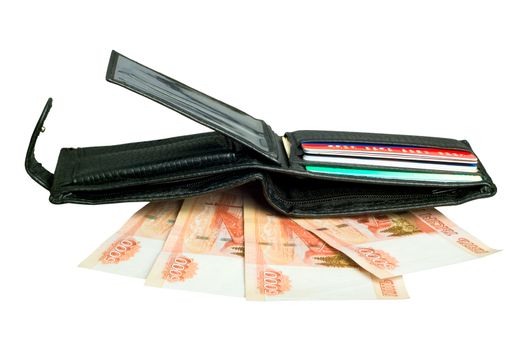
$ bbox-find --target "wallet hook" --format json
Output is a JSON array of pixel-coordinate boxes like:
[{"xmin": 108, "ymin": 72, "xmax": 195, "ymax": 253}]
[{"xmin": 25, "ymin": 98, "xmax": 54, "ymax": 190}]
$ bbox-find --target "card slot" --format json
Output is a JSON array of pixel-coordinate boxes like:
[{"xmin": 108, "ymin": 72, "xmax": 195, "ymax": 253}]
[
  {"xmin": 298, "ymin": 167, "xmax": 485, "ymax": 187},
  {"xmin": 284, "ymin": 130, "xmax": 475, "ymax": 168},
  {"xmin": 304, "ymin": 166, "xmax": 483, "ymax": 185},
  {"xmin": 286, "ymin": 130, "xmax": 473, "ymax": 152},
  {"xmin": 282, "ymin": 129, "xmax": 490, "ymax": 185},
  {"xmin": 294, "ymin": 157, "xmax": 480, "ymax": 176},
  {"xmin": 295, "ymin": 159, "xmax": 487, "ymax": 186}
]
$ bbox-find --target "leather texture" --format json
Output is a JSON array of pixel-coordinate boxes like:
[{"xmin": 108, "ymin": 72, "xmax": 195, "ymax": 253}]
[{"xmin": 25, "ymin": 52, "xmax": 497, "ymax": 217}]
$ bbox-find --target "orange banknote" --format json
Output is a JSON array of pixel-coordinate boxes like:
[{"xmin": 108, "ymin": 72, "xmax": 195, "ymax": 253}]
[
  {"xmin": 79, "ymin": 201, "xmax": 181, "ymax": 278},
  {"xmin": 293, "ymin": 208, "xmax": 498, "ymax": 279},
  {"xmin": 244, "ymin": 197, "xmax": 408, "ymax": 300},
  {"xmin": 145, "ymin": 191, "xmax": 245, "ymax": 296}
]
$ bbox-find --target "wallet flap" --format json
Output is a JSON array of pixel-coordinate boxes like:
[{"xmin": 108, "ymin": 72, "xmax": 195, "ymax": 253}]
[{"xmin": 106, "ymin": 51, "xmax": 282, "ymax": 165}]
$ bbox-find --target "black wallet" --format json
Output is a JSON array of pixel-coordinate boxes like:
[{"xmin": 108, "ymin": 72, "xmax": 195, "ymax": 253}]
[{"xmin": 25, "ymin": 51, "xmax": 497, "ymax": 217}]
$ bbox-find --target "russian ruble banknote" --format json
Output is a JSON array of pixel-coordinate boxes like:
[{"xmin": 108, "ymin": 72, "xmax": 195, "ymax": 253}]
[
  {"xmin": 244, "ymin": 197, "xmax": 408, "ymax": 300},
  {"xmin": 79, "ymin": 201, "xmax": 181, "ymax": 278},
  {"xmin": 292, "ymin": 208, "xmax": 498, "ymax": 279},
  {"xmin": 145, "ymin": 191, "xmax": 245, "ymax": 296}
]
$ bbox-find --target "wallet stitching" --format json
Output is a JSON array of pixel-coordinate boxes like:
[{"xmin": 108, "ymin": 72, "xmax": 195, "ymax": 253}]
[{"xmin": 288, "ymin": 130, "xmax": 472, "ymax": 151}]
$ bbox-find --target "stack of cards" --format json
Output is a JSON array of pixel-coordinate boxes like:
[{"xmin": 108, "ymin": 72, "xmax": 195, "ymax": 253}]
[{"xmin": 301, "ymin": 142, "xmax": 482, "ymax": 182}]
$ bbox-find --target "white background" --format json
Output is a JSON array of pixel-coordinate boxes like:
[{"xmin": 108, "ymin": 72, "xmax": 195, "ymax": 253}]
[{"xmin": 1, "ymin": 1, "xmax": 523, "ymax": 349}]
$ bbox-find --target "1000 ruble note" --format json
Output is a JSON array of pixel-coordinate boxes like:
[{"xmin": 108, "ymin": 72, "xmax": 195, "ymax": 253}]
[
  {"xmin": 79, "ymin": 201, "xmax": 181, "ymax": 278},
  {"xmin": 293, "ymin": 208, "xmax": 498, "ymax": 279},
  {"xmin": 244, "ymin": 197, "xmax": 408, "ymax": 300},
  {"xmin": 145, "ymin": 191, "xmax": 245, "ymax": 297}
]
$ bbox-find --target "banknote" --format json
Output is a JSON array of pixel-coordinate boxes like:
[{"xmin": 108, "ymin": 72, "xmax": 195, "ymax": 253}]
[
  {"xmin": 244, "ymin": 197, "xmax": 408, "ymax": 300},
  {"xmin": 293, "ymin": 208, "xmax": 498, "ymax": 279},
  {"xmin": 79, "ymin": 201, "xmax": 181, "ymax": 278},
  {"xmin": 145, "ymin": 191, "xmax": 245, "ymax": 297}
]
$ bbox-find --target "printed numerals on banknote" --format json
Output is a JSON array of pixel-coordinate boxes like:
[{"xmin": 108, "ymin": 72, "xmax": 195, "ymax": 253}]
[
  {"xmin": 244, "ymin": 197, "xmax": 408, "ymax": 300},
  {"xmin": 145, "ymin": 191, "xmax": 245, "ymax": 297},
  {"xmin": 79, "ymin": 201, "xmax": 181, "ymax": 278},
  {"xmin": 293, "ymin": 209, "xmax": 498, "ymax": 279}
]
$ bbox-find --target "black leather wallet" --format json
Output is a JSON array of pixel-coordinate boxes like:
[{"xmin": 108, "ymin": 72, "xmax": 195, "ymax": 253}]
[{"xmin": 25, "ymin": 51, "xmax": 497, "ymax": 217}]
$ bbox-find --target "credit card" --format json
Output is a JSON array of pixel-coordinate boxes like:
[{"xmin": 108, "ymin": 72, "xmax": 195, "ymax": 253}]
[
  {"xmin": 303, "ymin": 155, "xmax": 479, "ymax": 173},
  {"xmin": 305, "ymin": 165, "xmax": 483, "ymax": 183},
  {"xmin": 302, "ymin": 142, "xmax": 478, "ymax": 164}
]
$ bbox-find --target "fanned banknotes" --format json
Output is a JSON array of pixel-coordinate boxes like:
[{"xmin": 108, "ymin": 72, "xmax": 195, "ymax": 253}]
[{"xmin": 80, "ymin": 189, "xmax": 497, "ymax": 300}]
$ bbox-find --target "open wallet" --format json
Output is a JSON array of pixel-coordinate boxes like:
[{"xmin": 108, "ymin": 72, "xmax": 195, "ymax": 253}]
[{"xmin": 25, "ymin": 51, "xmax": 497, "ymax": 217}]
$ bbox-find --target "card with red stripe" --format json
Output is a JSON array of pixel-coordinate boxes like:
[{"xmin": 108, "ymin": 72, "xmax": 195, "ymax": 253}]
[{"xmin": 301, "ymin": 142, "xmax": 478, "ymax": 164}]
